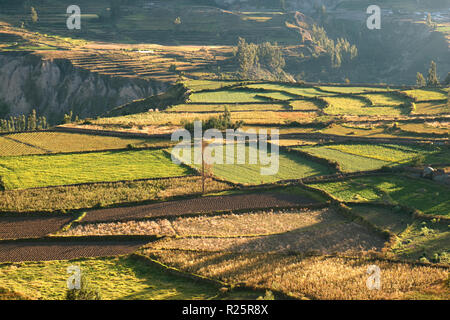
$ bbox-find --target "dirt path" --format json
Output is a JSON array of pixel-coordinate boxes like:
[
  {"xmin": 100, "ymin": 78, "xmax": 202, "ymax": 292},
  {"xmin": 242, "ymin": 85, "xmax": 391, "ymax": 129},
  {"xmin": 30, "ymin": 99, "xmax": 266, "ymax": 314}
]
[{"xmin": 82, "ymin": 193, "xmax": 318, "ymax": 223}]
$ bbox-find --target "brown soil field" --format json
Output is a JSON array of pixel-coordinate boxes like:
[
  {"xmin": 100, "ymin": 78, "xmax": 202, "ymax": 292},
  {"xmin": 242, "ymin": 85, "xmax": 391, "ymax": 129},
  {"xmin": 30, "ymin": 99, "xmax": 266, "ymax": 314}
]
[
  {"xmin": 0, "ymin": 216, "xmax": 74, "ymax": 240},
  {"xmin": 0, "ymin": 241, "xmax": 148, "ymax": 262},
  {"xmin": 81, "ymin": 193, "xmax": 318, "ymax": 223}
]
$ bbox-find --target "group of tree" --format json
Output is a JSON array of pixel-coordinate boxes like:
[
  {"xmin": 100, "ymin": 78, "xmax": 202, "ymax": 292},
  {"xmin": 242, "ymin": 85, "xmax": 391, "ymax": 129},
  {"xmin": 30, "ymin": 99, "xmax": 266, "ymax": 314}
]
[
  {"xmin": 416, "ymin": 60, "xmax": 448, "ymax": 87},
  {"xmin": 182, "ymin": 107, "xmax": 243, "ymax": 133},
  {"xmin": 0, "ymin": 109, "xmax": 48, "ymax": 133},
  {"xmin": 234, "ymin": 37, "xmax": 290, "ymax": 81},
  {"xmin": 309, "ymin": 24, "xmax": 358, "ymax": 68}
]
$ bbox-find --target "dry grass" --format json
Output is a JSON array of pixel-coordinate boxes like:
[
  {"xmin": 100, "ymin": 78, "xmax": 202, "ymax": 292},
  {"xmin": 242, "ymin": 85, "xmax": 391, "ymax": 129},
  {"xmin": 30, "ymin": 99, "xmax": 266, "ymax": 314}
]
[
  {"xmin": 145, "ymin": 250, "xmax": 449, "ymax": 300},
  {"xmin": 145, "ymin": 221, "xmax": 385, "ymax": 254},
  {"xmin": 0, "ymin": 177, "xmax": 231, "ymax": 213},
  {"xmin": 61, "ymin": 208, "xmax": 340, "ymax": 237}
]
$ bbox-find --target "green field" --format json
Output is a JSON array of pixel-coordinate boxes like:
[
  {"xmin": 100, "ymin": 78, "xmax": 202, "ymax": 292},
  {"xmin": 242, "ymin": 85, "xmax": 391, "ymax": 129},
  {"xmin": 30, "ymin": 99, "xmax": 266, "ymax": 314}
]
[
  {"xmin": 246, "ymin": 83, "xmax": 331, "ymax": 97},
  {"xmin": 350, "ymin": 204, "xmax": 449, "ymax": 263},
  {"xmin": 402, "ymin": 89, "xmax": 448, "ymax": 101},
  {"xmin": 167, "ymin": 103, "xmax": 289, "ymax": 112},
  {"xmin": 318, "ymin": 86, "xmax": 390, "ymax": 94},
  {"xmin": 0, "ymin": 149, "xmax": 192, "ymax": 190},
  {"xmin": 174, "ymin": 143, "xmax": 334, "ymax": 184},
  {"xmin": 296, "ymin": 143, "xmax": 448, "ymax": 172},
  {"xmin": 360, "ymin": 93, "xmax": 407, "ymax": 106},
  {"xmin": 0, "ymin": 256, "xmax": 222, "ymax": 300},
  {"xmin": 322, "ymin": 96, "xmax": 404, "ymax": 116},
  {"xmin": 310, "ymin": 175, "xmax": 450, "ymax": 216}
]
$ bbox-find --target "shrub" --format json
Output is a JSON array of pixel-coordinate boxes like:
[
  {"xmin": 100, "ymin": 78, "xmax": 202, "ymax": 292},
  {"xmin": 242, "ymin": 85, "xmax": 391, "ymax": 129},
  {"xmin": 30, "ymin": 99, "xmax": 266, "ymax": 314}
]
[{"xmin": 66, "ymin": 275, "xmax": 101, "ymax": 300}]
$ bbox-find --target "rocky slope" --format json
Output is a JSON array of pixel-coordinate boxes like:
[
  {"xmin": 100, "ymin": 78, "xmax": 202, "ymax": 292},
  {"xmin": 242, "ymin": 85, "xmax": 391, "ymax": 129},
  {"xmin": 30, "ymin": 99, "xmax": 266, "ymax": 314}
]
[{"xmin": 0, "ymin": 53, "xmax": 167, "ymax": 123}]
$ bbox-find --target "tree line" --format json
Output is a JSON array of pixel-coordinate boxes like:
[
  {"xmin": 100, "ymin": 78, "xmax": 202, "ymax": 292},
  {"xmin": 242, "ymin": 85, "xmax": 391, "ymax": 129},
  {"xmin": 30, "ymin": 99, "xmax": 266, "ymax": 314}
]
[{"xmin": 0, "ymin": 109, "xmax": 48, "ymax": 133}]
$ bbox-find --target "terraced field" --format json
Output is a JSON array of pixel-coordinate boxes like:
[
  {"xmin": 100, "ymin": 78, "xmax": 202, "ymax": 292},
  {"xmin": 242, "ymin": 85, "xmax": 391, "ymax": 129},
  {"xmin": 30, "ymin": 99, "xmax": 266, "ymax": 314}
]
[
  {"xmin": 174, "ymin": 143, "xmax": 334, "ymax": 184},
  {"xmin": 402, "ymin": 89, "xmax": 448, "ymax": 101},
  {"xmin": 296, "ymin": 143, "xmax": 449, "ymax": 172},
  {"xmin": 322, "ymin": 96, "xmax": 404, "ymax": 116},
  {"xmin": 0, "ymin": 149, "xmax": 192, "ymax": 190},
  {"xmin": 309, "ymin": 175, "xmax": 450, "ymax": 216},
  {"xmin": 0, "ymin": 132, "xmax": 169, "ymax": 155}
]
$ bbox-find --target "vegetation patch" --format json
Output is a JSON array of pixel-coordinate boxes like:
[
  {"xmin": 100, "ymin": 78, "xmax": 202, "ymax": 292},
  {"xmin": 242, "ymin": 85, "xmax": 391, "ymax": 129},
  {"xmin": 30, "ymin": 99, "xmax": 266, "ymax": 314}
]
[
  {"xmin": 0, "ymin": 177, "xmax": 231, "ymax": 213},
  {"xmin": 145, "ymin": 250, "xmax": 449, "ymax": 300},
  {"xmin": 62, "ymin": 208, "xmax": 338, "ymax": 237},
  {"xmin": 0, "ymin": 149, "xmax": 192, "ymax": 190},
  {"xmin": 0, "ymin": 256, "xmax": 221, "ymax": 300},
  {"xmin": 310, "ymin": 175, "xmax": 450, "ymax": 216},
  {"xmin": 174, "ymin": 143, "xmax": 334, "ymax": 184}
]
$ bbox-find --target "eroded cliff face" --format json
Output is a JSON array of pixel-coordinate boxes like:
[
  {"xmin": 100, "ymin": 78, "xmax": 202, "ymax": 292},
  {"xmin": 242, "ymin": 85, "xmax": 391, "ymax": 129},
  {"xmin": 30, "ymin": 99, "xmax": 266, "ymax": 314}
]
[{"xmin": 0, "ymin": 53, "xmax": 167, "ymax": 123}]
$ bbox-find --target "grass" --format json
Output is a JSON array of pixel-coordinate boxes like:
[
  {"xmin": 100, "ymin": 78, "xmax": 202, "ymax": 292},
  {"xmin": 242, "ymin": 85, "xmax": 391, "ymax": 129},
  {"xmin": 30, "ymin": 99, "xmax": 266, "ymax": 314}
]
[
  {"xmin": 188, "ymin": 90, "xmax": 270, "ymax": 103},
  {"xmin": 245, "ymin": 84, "xmax": 333, "ymax": 97},
  {"xmin": 145, "ymin": 250, "xmax": 450, "ymax": 300},
  {"xmin": 147, "ymin": 220, "xmax": 384, "ymax": 254},
  {"xmin": 297, "ymin": 143, "xmax": 448, "ymax": 172},
  {"xmin": 350, "ymin": 204, "xmax": 449, "ymax": 264},
  {"xmin": 322, "ymin": 96, "xmax": 404, "ymax": 116},
  {"xmin": 309, "ymin": 175, "xmax": 450, "ymax": 216},
  {"xmin": 0, "ymin": 177, "xmax": 231, "ymax": 213},
  {"xmin": 0, "ymin": 136, "xmax": 44, "ymax": 156},
  {"xmin": 167, "ymin": 103, "xmax": 289, "ymax": 112},
  {"xmin": 174, "ymin": 143, "xmax": 334, "ymax": 184},
  {"xmin": 183, "ymin": 80, "xmax": 243, "ymax": 92},
  {"xmin": 93, "ymin": 110, "xmax": 315, "ymax": 126},
  {"xmin": 402, "ymin": 89, "xmax": 448, "ymax": 101},
  {"xmin": 297, "ymin": 146, "xmax": 389, "ymax": 172},
  {"xmin": 412, "ymin": 102, "xmax": 449, "ymax": 115},
  {"xmin": 0, "ymin": 256, "xmax": 222, "ymax": 300},
  {"xmin": 1, "ymin": 132, "xmax": 170, "ymax": 155},
  {"xmin": 391, "ymin": 220, "xmax": 450, "ymax": 264},
  {"xmin": 318, "ymin": 86, "xmax": 390, "ymax": 94},
  {"xmin": 0, "ymin": 149, "xmax": 192, "ymax": 190},
  {"xmin": 61, "ymin": 208, "xmax": 340, "ymax": 237},
  {"xmin": 360, "ymin": 93, "xmax": 407, "ymax": 106}
]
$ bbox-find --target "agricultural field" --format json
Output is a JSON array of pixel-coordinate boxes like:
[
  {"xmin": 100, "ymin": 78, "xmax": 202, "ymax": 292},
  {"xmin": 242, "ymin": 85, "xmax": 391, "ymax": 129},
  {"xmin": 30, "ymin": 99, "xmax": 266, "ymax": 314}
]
[
  {"xmin": 0, "ymin": 149, "xmax": 192, "ymax": 190},
  {"xmin": 0, "ymin": 0, "xmax": 449, "ymax": 302},
  {"xmin": 0, "ymin": 132, "xmax": 171, "ymax": 155},
  {"xmin": 309, "ymin": 175, "xmax": 450, "ymax": 217},
  {"xmin": 0, "ymin": 256, "xmax": 225, "ymax": 300},
  {"xmin": 296, "ymin": 143, "xmax": 450, "ymax": 172},
  {"xmin": 145, "ymin": 250, "xmax": 449, "ymax": 300},
  {"xmin": 322, "ymin": 96, "xmax": 405, "ymax": 116},
  {"xmin": 174, "ymin": 143, "xmax": 334, "ymax": 184},
  {"xmin": 402, "ymin": 89, "xmax": 448, "ymax": 101}
]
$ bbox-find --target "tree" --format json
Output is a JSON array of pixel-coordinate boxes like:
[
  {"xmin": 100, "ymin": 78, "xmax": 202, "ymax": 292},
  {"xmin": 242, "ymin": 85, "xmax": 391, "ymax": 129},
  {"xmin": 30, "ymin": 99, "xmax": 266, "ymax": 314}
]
[
  {"xmin": 426, "ymin": 60, "xmax": 440, "ymax": 87},
  {"xmin": 416, "ymin": 72, "xmax": 426, "ymax": 87},
  {"xmin": 30, "ymin": 6, "xmax": 38, "ymax": 23}
]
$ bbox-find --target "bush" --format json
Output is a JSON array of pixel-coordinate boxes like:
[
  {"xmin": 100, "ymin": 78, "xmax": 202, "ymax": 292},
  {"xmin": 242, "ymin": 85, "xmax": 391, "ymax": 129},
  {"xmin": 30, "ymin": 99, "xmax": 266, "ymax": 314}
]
[
  {"xmin": 410, "ymin": 154, "xmax": 425, "ymax": 167},
  {"xmin": 182, "ymin": 107, "xmax": 244, "ymax": 132},
  {"xmin": 66, "ymin": 275, "xmax": 101, "ymax": 300}
]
